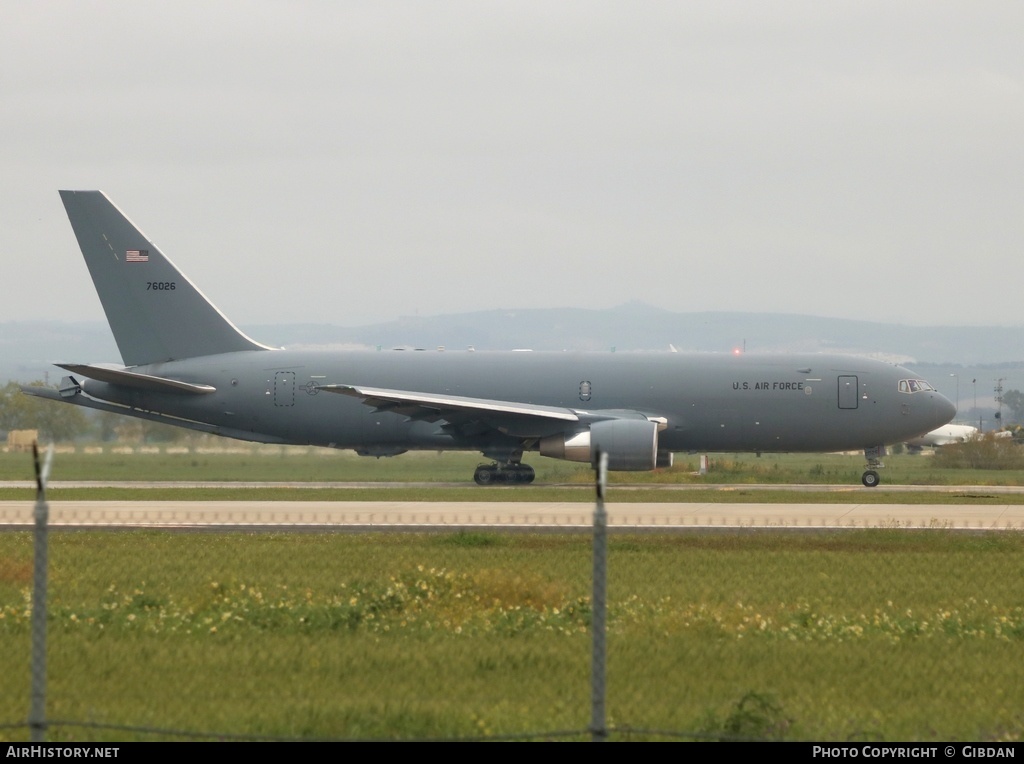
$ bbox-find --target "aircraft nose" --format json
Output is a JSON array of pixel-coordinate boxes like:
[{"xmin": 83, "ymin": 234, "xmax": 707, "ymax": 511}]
[{"xmin": 928, "ymin": 392, "xmax": 957, "ymax": 429}]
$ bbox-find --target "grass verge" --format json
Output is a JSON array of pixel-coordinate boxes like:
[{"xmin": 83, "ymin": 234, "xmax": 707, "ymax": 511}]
[{"xmin": 2, "ymin": 530, "xmax": 1023, "ymax": 741}]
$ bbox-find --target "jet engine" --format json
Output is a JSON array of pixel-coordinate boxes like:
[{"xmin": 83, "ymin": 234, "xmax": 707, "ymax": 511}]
[{"xmin": 539, "ymin": 418, "xmax": 661, "ymax": 470}]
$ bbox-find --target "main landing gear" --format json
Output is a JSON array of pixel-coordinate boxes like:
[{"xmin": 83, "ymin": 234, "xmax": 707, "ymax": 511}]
[
  {"xmin": 473, "ymin": 462, "xmax": 536, "ymax": 485},
  {"xmin": 861, "ymin": 446, "xmax": 885, "ymax": 488}
]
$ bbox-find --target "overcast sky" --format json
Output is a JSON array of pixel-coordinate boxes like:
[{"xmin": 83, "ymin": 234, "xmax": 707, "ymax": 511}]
[{"xmin": 3, "ymin": 2, "xmax": 1022, "ymax": 329}]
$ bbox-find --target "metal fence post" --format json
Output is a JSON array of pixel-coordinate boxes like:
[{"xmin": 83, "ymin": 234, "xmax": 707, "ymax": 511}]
[
  {"xmin": 591, "ymin": 450, "xmax": 608, "ymax": 741},
  {"xmin": 29, "ymin": 443, "xmax": 53, "ymax": 743}
]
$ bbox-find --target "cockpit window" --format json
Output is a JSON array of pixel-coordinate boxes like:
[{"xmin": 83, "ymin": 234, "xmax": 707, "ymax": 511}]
[{"xmin": 898, "ymin": 379, "xmax": 935, "ymax": 394}]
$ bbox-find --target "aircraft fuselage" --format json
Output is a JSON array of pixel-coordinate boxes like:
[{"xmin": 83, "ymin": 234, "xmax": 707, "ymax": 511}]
[{"xmin": 78, "ymin": 348, "xmax": 952, "ymax": 457}]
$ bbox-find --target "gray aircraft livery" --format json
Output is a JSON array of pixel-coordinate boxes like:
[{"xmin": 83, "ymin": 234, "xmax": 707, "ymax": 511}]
[{"xmin": 24, "ymin": 190, "xmax": 956, "ymax": 487}]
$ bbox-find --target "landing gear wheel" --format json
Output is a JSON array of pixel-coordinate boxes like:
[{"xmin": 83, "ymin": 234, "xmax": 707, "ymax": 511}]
[
  {"xmin": 513, "ymin": 464, "xmax": 536, "ymax": 484},
  {"xmin": 473, "ymin": 462, "xmax": 535, "ymax": 485},
  {"xmin": 474, "ymin": 465, "xmax": 497, "ymax": 485},
  {"xmin": 861, "ymin": 470, "xmax": 880, "ymax": 488}
]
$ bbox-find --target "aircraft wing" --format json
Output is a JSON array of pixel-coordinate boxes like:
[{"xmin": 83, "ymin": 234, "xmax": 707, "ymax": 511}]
[
  {"xmin": 317, "ymin": 384, "xmax": 593, "ymax": 437},
  {"xmin": 318, "ymin": 383, "xmax": 668, "ymax": 440}
]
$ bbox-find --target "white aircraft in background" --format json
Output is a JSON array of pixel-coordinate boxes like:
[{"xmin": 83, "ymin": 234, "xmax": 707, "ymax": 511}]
[
  {"xmin": 905, "ymin": 423, "xmax": 1012, "ymax": 448},
  {"xmin": 906, "ymin": 424, "xmax": 978, "ymax": 447}
]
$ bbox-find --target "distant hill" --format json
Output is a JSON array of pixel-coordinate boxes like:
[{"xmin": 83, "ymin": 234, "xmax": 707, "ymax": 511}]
[
  {"xmin": 4, "ymin": 305, "xmax": 1024, "ymax": 382},
  {"xmin": 1, "ymin": 321, "xmax": 121, "ymax": 384},
  {"xmin": 249, "ymin": 303, "xmax": 1023, "ymax": 366}
]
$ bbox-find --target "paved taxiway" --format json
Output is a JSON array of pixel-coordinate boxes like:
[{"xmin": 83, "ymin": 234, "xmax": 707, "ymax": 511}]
[
  {"xmin": 2, "ymin": 498, "xmax": 1023, "ymax": 530},
  {"xmin": 3, "ymin": 481, "xmax": 1023, "ymax": 530}
]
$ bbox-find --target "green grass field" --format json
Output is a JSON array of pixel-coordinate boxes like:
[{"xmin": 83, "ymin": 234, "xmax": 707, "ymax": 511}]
[{"xmin": 3, "ymin": 530, "xmax": 1024, "ymax": 742}]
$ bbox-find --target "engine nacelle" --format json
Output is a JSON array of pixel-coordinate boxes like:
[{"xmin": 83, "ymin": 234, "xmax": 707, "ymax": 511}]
[{"xmin": 539, "ymin": 418, "xmax": 660, "ymax": 471}]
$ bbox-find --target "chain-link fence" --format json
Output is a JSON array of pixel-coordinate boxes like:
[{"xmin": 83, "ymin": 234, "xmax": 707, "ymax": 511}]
[{"xmin": 3, "ymin": 448, "xmax": 1024, "ymax": 742}]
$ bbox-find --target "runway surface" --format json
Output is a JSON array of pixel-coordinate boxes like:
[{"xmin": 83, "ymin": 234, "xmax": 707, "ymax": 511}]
[
  {"xmin": 5, "ymin": 480, "xmax": 1024, "ymax": 493},
  {"xmin": 2, "ymin": 498, "xmax": 1023, "ymax": 530}
]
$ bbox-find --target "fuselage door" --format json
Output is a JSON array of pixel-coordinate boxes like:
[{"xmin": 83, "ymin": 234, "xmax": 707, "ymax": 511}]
[
  {"xmin": 838, "ymin": 375, "xmax": 859, "ymax": 410},
  {"xmin": 274, "ymin": 371, "xmax": 296, "ymax": 407}
]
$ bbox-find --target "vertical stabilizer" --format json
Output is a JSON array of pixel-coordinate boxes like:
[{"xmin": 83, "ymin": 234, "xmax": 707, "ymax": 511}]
[{"xmin": 59, "ymin": 190, "xmax": 272, "ymax": 366}]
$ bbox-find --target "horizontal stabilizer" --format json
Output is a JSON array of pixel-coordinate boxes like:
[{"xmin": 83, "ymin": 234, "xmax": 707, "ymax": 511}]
[
  {"xmin": 56, "ymin": 363, "xmax": 216, "ymax": 395},
  {"xmin": 21, "ymin": 383, "xmax": 282, "ymax": 443}
]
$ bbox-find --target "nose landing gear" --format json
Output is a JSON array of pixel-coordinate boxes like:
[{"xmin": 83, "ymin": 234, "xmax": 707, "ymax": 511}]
[{"xmin": 861, "ymin": 446, "xmax": 885, "ymax": 488}]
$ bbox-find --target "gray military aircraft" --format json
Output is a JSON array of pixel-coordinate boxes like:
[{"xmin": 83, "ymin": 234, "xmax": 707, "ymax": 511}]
[{"xmin": 23, "ymin": 190, "xmax": 956, "ymax": 487}]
